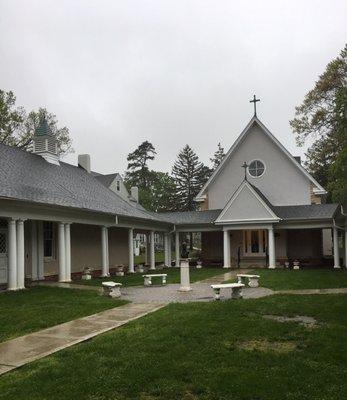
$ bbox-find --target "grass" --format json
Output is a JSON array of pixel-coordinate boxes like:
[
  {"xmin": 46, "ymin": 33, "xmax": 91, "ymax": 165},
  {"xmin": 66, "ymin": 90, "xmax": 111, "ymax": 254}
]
[
  {"xmin": 226, "ymin": 268, "xmax": 347, "ymax": 290},
  {"xmin": 0, "ymin": 287, "xmax": 127, "ymax": 343},
  {"xmin": 74, "ymin": 266, "xmax": 223, "ymax": 287},
  {"xmin": 0, "ymin": 294, "xmax": 346, "ymax": 399}
]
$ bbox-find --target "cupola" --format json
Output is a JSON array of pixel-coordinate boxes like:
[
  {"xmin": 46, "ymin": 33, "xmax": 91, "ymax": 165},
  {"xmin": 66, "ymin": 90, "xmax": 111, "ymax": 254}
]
[{"xmin": 32, "ymin": 117, "xmax": 60, "ymax": 165}]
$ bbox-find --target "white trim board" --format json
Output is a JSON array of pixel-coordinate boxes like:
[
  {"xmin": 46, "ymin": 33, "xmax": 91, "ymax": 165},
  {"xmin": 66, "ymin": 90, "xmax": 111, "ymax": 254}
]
[
  {"xmin": 195, "ymin": 116, "xmax": 326, "ymax": 200},
  {"xmin": 215, "ymin": 180, "xmax": 280, "ymax": 224}
]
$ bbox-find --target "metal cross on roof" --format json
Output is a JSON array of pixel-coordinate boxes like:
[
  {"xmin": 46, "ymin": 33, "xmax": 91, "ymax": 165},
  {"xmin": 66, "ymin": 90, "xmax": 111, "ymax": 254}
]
[
  {"xmin": 250, "ymin": 95, "xmax": 260, "ymax": 117},
  {"xmin": 241, "ymin": 161, "xmax": 249, "ymax": 181}
]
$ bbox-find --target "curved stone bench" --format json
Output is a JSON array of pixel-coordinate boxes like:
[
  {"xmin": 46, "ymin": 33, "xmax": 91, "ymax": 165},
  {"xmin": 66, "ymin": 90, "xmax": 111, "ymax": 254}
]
[
  {"xmin": 142, "ymin": 274, "xmax": 167, "ymax": 286},
  {"xmin": 211, "ymin": 283, "xmax": 245, "ymax": 300},
  {"xmin": 237, "ymin": 274, "xmax": 260, "ymax": 288}
]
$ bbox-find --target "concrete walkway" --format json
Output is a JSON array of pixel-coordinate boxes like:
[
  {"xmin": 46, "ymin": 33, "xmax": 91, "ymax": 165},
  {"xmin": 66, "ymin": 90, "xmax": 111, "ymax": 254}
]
[{"xmin": 0, "ymin": 302, "xmax": 164, "ymax": 376}]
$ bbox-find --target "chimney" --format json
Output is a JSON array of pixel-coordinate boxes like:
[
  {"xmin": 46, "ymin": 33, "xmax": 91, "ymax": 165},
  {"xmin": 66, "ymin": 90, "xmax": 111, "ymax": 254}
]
[
  {"xmin": 131, "ymin": 186, "xmax": 139, "ymax": 202},
  {"xmin": 294, "ymin": 156, "xmax": 301, "ymax": 164},
  {"xmin": 78, "ymin": 154, "xmax": 91, "ymax": 173}
]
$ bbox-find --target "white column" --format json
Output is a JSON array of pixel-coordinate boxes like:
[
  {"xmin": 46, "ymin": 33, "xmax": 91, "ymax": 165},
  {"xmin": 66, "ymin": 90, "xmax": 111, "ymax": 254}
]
[
  {"xmin": 150, "ymin": 230, "xmax": 155, "ymax": 270},
  {"xmin": 16, "ymin": 220, "xmax": 25, "ymax": 289},
  {"xmin": 178, "ymin": 258, "xmax": 191, "ymax": 291},
  {"xmin": 223, "ymin": 229, "xmax": 231, "ymax": 268},
  {"xmin": 65, "ymin": 223, "xmax": 71, "ymax": 282},
  {"xmin": 8, "ymin": 219, "xmax": 18, "ymax": 290},
  {"xmin": 164, "ymin": 233, "xmax": 169, "ymax": 267},
  {"xmin": 268, "ymin": 226, "xmax": 276, "ymax": 269},
  {"xmin": 101, "ymin": 226, "xmax": 109, "ymax": 277},
  {"xmin": 31, "ymin": 221, "xmax": 38, "ymax": 281},
  {"xmin": 58, "ymin": 222, "xmax": 66, "ymax": 282},
  {"xmin": 333, "ymin": 227, "xmax": 340, "ymax": 269},
  {"xmin": 167, "ymin": 234, "xmax": 172, "ymax": 267},
  {"xmin": 37, "ymin": 221, "xmax": 44, "ymax": 280},
  {"xmin": 175, "ymin": 231, "xmax": 180, "ymax": 267},
  {"xmin": 128, "ymin": 228, "xmax": 135, "ymax": 273}
]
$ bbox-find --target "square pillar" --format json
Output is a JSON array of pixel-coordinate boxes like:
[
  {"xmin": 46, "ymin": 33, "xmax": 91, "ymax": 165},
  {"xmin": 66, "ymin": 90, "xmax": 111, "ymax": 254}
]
[
  {"xmin": 167, "ymin": 234, "xmax": 172, "ymax": 267},
  {"xmin": 7, "ymin": 219, "xmax": 18, "ymax": 290},
  {"xmin": 31, "ymin": 221, "xmax": 38, "ymax": 281},
  {"xmin": 64, "ymin": 223, "xmax": 71, "ymax": 282},
  {"xmin": 16, "ymin": 219, "xmax": 25, "ymax": 289},
  {"xmin": 37, "ymin": 221, "xmax": 44, "ymax": 280},
  {"xmin": 150, "ymin": 230, "xmax": 155, "ymax": 270},
  {"xmin": 333, "ymin": 227, "xmax": 340, "ymax": 269},
  {"xmin": 164, "ymin": 233, "xmax": 170, "ymax": 267},
  {"xmin": 268, "ymin": 226, "xmax": 276, "ymax": 269},
  {"xmin": 223, "ymin": 229, "xmax": 231, "ymax": 268},
  {"xmin": 58, "ymin": 222, "xmax": 66, "ymax": 282},
  {"xmin": 128, "ymin": 228, "xmax": 135, "ymax": 273},
  {"xmin": 175, "ymin": 231, "xmax": 180, "ymax": 267}
]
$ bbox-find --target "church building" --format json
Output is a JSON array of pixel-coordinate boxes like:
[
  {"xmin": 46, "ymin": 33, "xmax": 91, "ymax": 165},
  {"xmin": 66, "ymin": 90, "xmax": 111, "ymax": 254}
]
[{"xmin": 0, "ymin": 107, "xmax": 346, "ymax": 290}]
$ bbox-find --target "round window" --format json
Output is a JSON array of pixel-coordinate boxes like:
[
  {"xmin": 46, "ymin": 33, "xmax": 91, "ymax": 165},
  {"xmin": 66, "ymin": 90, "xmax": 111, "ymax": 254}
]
[{"xmin": 248, "ymin": 160, "xmax": 265, "ymax": 178}]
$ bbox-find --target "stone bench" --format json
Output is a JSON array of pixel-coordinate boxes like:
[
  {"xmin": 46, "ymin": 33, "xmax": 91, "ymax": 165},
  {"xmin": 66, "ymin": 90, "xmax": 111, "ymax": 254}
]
[
  {"xmin": 211, "ymin": 283, "xmax": 245, "ymax": 300},
  {"xmin": 142, "ymin": 274, "xmax": 167, "ymax": 286},
  {"xmin": 237, "ymin": 274, "xmax": 260, "ymax": 287},
  {"xmin": 102, "ymin": 282, "xmax": 122, "ymax": 298}
]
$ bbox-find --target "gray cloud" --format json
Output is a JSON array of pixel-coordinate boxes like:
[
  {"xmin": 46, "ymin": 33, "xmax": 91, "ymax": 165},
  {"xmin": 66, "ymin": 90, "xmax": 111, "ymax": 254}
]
[{"xmin": 0, "ymin": 0, "xmax": 346, "ymax": 174}]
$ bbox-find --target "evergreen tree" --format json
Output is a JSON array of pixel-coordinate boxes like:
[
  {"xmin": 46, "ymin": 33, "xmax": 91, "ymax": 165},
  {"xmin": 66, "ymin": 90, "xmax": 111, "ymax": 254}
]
[
  {"xmin": 172, "ymin": 145, "xmax": 208, "ymax": 211},
  {"xmin": 210, "ymin": 142, "xmax": 225, "ymax": 170},
  {"xmin": 290, "ymin": 45, "xmax": 347, "ymax": 201},
  {"xmin": 125, "ymin": 141, "xmax": 156, "ymax": 189}
]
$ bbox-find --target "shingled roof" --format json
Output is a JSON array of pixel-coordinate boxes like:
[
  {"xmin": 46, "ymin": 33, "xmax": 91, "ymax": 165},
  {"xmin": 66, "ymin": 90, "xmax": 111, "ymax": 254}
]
[
  {"xmin": 0, "ymin": 143, "xmax": 161, "ymax": 222},
  {"xmin": 157, "ymin": 209, "xmax": 222, "ymax": 225}
]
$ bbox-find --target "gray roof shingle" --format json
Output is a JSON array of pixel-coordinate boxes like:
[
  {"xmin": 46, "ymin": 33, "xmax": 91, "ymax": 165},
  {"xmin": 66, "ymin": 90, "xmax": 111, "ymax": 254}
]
[
  {"xmin": 0, "ymin": 143, "xmax": 161, "ymax": 222},
  {"xmin": 157, "ymin": 209, "xmax": 222, "ymax": 225},
  {"xmin": 274, "ymin": 204, "xmax": 339, "ymax": 220}
]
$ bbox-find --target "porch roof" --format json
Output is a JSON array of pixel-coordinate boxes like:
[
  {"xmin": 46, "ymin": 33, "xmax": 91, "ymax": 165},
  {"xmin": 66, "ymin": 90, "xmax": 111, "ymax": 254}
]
[
  {"xmin": 157, "ymin": 203, "xmax": 339, "ymax": 226},
  {"xmin": 0, "ymin": 143, "xmax": 162, "ymax": 223}
]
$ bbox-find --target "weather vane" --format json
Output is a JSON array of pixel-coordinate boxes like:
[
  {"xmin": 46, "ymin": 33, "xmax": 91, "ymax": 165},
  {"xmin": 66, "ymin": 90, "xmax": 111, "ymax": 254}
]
[{"xmin": 250, "ymin": 95, "xmax": 260, "ymax": 117}]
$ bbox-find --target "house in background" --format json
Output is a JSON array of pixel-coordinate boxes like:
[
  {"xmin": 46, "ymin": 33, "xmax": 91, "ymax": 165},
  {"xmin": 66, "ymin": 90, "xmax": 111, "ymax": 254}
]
[{"xmin": 0, "ymin": 111, "xmax": 346, "ymax": 291}]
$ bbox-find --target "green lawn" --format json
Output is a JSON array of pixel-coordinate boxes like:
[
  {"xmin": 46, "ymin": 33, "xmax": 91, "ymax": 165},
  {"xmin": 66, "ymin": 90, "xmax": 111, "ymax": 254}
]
[
  {"xmin": 74, "ymin": 266, "xmax": 223, "ymax": 287},
  {"xmin": 226, "ymin": 268, "xmax": 347, "ymax": 290},
  {"xmin": 0, "ymin": 287, "xmax": 126, "ymax": 343},
  {"xmin": 134, "ymin": 251, "xmax": 198, "ymax": 264},
  {"xmin": 0, "ymin": 294, "xmax": 346, "ymax": 399}
]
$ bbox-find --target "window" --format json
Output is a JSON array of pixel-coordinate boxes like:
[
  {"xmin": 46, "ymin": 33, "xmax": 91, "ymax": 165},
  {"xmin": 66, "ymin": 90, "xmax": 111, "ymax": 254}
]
[
  {"xmin": 248, "ymin": 160, "xmax": 265, "ymax": 178},
  {"xmin": 43, "ymin": 222, "xmax": 55, "ymax": 258},
  {"xmin": 116, "ymin": 181, "xmax": 120, "ymax": 191},
  {"xmin": 243, "ymin": 230, "xmax": 267, "ymax": 256}
]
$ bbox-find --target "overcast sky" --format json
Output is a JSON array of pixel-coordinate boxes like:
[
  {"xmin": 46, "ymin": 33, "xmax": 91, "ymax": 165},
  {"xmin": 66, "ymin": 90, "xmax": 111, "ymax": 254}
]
[{"xmin": 1, "ymin": 0, "xmax": 346, "ymax": 175}]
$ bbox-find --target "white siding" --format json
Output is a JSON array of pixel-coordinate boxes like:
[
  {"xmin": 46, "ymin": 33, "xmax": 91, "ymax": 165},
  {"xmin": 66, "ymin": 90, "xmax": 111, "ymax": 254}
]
[{"xmin": 208, "ymin": 122, "xmax": 311, "ymax": 209}]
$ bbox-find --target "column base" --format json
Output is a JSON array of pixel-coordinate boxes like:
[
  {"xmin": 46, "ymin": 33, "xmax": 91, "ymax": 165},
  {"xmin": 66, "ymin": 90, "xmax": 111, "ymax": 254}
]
[
  {"xmin": 178, "ymin": 286, "xmax": 192, "ymax": 292},
  {"xmin": 268, "ymin": 265, "xmax": 276, "ymax": 269},
  {"xmin": 223, "ymin": 265, "xmax": 231, "ymax": 269},
  {"xmin": 333, "ymin": 266, "xmax": 341, "ymax": 269}
]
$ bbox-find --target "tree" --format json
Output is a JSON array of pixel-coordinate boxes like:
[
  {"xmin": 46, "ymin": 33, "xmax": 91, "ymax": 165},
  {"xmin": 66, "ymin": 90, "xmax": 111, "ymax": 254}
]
[
  {"xmin": 172, "ymin": 145, "xmax": 208, "ymax": 211},
  {"xmin": 210, "ymin": 142, "xmax": 225, "ymax": 170},
  {"xmin": 140, "ymin": 172, "xmax": 178, "ymax": 212},
  {"xmin": 290, "ymin": 45, "xmax": 347, "ymax": 202},
  {"xmin": 328, "ymin": 88, "xmax": 347, "ymax": 206},
  {"xmin": 0, "ymin": 89, "xmax": 72, "ymax": 154},
  {"xmin": 125, "ymin": 141, "xmax": 156, "ymax": 189}
]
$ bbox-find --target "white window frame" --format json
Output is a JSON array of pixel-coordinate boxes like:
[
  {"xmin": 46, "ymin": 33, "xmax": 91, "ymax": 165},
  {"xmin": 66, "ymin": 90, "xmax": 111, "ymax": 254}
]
[
  {"xmin": 243, "ymin": 230, "xmax": 267, "ymax": 257},
  {"xmin": 248, "ymin": 159, "xmax": 266, "ymax": 178}
]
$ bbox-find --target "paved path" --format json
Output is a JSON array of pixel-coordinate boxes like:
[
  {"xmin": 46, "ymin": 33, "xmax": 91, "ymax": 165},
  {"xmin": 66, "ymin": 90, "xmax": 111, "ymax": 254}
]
[{"xmin": 0, "ymin": 302, "xmax": 164, "ymax": 376}]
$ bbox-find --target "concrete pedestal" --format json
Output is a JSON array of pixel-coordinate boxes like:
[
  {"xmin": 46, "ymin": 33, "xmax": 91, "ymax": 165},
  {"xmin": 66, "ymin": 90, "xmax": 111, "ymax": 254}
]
[{"xmin": 178, "ymin": 258, "xmax": 192, "ymax": 292}]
